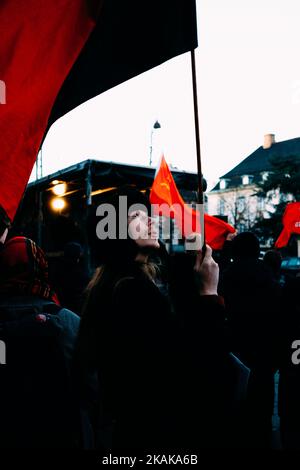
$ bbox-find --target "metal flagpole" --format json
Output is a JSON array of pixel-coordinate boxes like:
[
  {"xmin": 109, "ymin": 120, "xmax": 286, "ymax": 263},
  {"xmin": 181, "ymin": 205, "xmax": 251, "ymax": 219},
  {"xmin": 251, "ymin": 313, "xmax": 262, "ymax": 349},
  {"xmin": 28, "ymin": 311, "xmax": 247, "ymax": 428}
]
[{"xmin": 190, "ymin": 48, "xmax": 205, "ymax": 251}]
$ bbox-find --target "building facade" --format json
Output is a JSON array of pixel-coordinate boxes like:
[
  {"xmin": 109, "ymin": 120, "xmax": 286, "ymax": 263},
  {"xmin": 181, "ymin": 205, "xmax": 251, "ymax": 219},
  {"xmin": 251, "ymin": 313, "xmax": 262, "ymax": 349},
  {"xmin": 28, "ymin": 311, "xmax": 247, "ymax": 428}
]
[{"xmin": 207, "ymin": 134, "xmax": 299, "ymax": 233}]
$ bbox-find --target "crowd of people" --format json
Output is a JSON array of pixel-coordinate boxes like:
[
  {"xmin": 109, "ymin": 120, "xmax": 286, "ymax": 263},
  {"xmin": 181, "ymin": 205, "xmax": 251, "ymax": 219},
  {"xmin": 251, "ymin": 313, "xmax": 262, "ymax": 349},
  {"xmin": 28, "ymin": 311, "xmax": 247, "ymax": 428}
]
[{"xmin": 0, "ymin": 187, "xmax": 299, "ymax": 450}]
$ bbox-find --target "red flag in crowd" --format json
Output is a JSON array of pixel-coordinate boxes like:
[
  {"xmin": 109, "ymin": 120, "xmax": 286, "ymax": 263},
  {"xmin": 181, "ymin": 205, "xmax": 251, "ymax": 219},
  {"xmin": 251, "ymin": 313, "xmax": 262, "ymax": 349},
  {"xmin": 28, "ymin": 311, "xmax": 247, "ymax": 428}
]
[
  {"xmin": 0, "ymin": 0, "xmax": 100, "ymax": 224},
  {"xmin": 275, "ymin": 202, "xmax": 300, "ymax": 248},
  {"xmin": 150, "ymin": 156, "xmax": 236, "ymax": 250}
]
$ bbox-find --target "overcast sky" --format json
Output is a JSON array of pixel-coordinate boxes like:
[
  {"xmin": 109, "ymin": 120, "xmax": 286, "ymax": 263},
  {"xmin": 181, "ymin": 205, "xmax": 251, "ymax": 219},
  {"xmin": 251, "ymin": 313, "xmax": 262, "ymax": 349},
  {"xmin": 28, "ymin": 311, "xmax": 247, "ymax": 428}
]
[{"xmin": 34, "ymin": 0, "xmax": 300, "ymax": 190}]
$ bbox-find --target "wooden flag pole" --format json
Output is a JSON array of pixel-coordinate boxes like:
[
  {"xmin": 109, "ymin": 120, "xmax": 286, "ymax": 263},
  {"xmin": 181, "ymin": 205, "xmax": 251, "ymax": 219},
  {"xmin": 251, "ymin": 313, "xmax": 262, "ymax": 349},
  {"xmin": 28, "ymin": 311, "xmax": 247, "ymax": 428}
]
[{"xmin": 191, "ymin": 48, "xmax": 206, "ymax": 250}]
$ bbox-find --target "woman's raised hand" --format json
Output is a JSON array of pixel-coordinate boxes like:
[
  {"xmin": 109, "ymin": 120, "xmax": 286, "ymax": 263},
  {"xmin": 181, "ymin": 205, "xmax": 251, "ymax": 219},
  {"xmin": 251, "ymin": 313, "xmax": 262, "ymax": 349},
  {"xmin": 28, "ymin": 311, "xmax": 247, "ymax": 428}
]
[{"xmin": 193, "ymin": 243, "xmax": 219, "ymax": 296}]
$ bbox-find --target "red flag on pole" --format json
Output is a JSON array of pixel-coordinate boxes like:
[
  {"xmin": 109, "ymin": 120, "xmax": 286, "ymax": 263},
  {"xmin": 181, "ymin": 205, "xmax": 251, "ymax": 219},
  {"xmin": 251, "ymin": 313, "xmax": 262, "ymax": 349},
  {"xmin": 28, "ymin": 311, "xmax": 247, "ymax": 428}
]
[
  {"xmin": 0, "ymin": 0, "xmax": 99, "ymax": 224},
  {"xmin": 150, "ymin": 156, "xmax": 235, "ymax": 250},
  {"xmin": 275, "ymin": 202, "xmax": 300, "ymax": 248}
]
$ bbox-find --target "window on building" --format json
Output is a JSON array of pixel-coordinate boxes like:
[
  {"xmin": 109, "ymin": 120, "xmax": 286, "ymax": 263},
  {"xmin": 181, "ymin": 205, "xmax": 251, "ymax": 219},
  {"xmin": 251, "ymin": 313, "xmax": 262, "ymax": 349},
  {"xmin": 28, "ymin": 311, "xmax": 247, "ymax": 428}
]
[
  {"xmin": 237, "ymin": 196, "xmax": 245, "ymax": 212},
  {"xmin": 271, "ymin": 190, "xmax": 279, "ymax": 204},
  {"xmin": 220, "ymin": 179, "xmax": 227, "ymax": 190},
  {"xmin": 219, "ymin": 199, "xmax": 225, "ymax": 215},
  {"xmin": 242, "ymin": 175, "xmax": 254, "ymax": 185},
  {"xmin": 257, "ymin": 196, "xmax": 264, "ymax": 211}
]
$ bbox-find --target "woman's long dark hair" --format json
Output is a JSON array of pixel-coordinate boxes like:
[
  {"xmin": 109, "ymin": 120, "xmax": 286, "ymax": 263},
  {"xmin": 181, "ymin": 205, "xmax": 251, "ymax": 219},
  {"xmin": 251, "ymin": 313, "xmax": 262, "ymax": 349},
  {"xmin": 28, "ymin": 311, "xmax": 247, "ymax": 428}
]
[{"xmin": 76, "ymin": 187, "xmax": 159, "ymax": 369}]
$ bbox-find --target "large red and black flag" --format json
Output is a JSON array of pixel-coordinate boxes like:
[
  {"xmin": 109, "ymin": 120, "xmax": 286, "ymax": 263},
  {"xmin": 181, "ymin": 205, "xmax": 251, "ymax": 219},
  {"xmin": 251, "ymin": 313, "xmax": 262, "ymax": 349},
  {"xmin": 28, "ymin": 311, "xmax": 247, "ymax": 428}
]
[{"xmin": 0, "ymin": 0, "xmax": 197, "ymax": 227}]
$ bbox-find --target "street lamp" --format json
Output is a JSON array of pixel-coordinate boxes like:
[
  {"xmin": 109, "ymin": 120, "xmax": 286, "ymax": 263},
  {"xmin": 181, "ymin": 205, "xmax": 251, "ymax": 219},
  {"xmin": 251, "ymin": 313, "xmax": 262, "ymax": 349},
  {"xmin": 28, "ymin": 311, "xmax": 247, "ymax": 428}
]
[
  {"xmin": 36, "ymin": 147, "xmax": 43, "ymax": 180},
  {"xmin": 51, "ymin": 197, "xmax": 66, "ymax": 211},
  {"xmin": 52, "ymin": 182, "xmax": 67, "ymax": 196},
  {"xmin": 149, "ymin": 120, "xmax": 161, "ymax": 166}
]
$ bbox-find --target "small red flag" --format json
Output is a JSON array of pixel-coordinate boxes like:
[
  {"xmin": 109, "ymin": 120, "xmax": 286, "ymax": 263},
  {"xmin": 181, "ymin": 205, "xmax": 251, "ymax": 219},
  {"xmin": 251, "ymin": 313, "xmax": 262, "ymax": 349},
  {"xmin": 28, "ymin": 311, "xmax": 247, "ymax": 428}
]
[
  {"xmin": 150, "ymin": 156, "xmax": 235, "ymax": 250},
  {"xmin": 275, "ymin": 202, "xmax": 300, "ymax": 248}
]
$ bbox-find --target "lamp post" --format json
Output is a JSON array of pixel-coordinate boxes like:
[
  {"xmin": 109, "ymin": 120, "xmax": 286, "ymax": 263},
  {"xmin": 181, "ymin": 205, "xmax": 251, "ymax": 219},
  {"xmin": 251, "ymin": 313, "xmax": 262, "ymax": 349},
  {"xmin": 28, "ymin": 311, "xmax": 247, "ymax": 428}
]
[
  {"xmin": 149, "ymin": 120, "xmax": 161, "ymax": 166},
  {"xmin": 36, "ymin": 147, "xmax": 43, "ymax": 245},
  {"xmin": 36, "ymin": 148, "xmax": 43, "ymax": 180}
]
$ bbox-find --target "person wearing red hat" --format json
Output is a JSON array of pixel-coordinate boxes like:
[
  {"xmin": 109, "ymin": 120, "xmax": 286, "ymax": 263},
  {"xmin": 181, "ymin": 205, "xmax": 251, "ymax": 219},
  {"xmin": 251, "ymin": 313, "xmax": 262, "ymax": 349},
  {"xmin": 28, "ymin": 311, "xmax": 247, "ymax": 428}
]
[{"xmin": 0, "ymin": 236, "xmax": 81, "ymax": 448}]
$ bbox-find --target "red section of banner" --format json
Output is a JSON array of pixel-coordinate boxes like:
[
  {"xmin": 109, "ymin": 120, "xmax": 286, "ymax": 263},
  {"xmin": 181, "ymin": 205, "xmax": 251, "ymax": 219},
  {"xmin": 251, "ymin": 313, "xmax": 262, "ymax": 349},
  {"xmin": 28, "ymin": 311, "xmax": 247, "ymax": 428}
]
[{"xmin": 0, "ymin": 0, "xmax": 97, "ymax": 222}]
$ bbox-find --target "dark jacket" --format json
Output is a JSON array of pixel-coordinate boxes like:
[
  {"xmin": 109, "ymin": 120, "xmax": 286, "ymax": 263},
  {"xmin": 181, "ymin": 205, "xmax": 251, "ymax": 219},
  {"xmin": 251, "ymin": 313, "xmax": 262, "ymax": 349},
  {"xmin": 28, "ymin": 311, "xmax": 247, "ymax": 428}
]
[
  {"xmin": 52, "ymin": 260, "xmax": 90, "ymax": 315},
  {"xmin": 0, "ymin": 295, "xmax": 80, "ymax": 448},
  {"xmin": 220, "ymin": 257, "xmax": 280, "ymax": 368},
  {"xmin": 77, "ymin": 260, "xmax": 248, "ymax": 450},
  {"xmin": 220, "ymin": 257, "xmax": 281, "ymax": 448}
]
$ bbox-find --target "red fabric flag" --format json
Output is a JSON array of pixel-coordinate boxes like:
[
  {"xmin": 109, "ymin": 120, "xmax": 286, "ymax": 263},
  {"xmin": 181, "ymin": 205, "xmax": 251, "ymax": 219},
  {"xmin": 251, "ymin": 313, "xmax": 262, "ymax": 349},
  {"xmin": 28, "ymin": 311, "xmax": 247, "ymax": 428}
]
[
  {"xmin": 275, "ymin": 202, "xmax": 300, "ymax": 248},
  {"xmin": 150, "ymin": 156, "xmax": 235, "ymax": 250},
  {"xmin": 204, "ymin": 213, "xmax": 236, "ymax": 250},
  {"xmin": 0, "ymin": 0, "xmax": 100, "ymax": 224}
]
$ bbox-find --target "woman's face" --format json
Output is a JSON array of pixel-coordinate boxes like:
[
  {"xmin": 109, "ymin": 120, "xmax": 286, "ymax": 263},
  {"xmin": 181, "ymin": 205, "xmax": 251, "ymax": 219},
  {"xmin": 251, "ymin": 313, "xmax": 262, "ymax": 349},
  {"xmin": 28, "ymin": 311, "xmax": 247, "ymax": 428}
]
[{"xmin": 128, "ymin": 209, "xmax": 160, "ymax": 250}]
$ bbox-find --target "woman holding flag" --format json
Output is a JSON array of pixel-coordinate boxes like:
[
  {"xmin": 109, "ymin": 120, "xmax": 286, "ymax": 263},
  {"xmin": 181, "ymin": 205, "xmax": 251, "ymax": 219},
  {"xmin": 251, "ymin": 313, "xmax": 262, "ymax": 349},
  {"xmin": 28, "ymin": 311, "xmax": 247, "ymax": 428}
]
[{"xmin": 74, "ymin": 186, "xmax": 246, "ymax": 450}]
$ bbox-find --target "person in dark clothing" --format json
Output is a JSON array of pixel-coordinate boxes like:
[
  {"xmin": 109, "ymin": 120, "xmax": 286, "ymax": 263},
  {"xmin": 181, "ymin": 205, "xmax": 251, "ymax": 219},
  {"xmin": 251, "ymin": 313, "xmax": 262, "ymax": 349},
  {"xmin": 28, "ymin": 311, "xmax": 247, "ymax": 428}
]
[
  {"xmin": 0, "ymin": 236, "xmax": 81, "ymax": 448},
  {"xmin": 213, "ymin": 231, "xmax": 237, "ymax": 273},
  {"xmin": 263, "ymin": 249, "xmax": 284, "ymax": 286},
  {"xmin": 277, "ymin": 272, "xmax": 300, "ymax": 449},
  {"xmin": 53, "ymin": 241, "xmax": 90, "ymax": 315},
  {"xmin": 74, "ymin": 189, "xmax": 248, "ymax": 451},
  {"xmin": 220, "ymin": 232, "xmax": 280, "ymax": 448}
]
